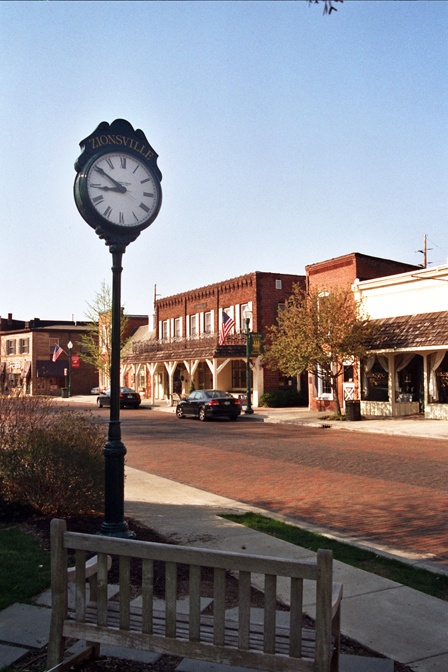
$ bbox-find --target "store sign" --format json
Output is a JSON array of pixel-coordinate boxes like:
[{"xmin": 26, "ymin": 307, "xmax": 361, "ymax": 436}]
[
  {"xmin": 71, "ymin": 355, "xmax": 81, "ymax": 368},
  {"xmin": 250, "ymin": 332, "xmax": 264, "ymax": 356}
]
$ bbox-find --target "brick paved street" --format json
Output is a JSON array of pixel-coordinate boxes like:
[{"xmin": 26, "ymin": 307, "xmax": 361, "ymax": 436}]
[{"xmin": 123, "ymin": 411, "xmax": 448, "ymax": 562}]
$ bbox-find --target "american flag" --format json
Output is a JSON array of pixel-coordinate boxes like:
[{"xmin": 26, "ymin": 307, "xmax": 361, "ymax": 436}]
[
  {"xmin": 52, "ymin": 344, "xmax": 63, "ymax": 362},
  {"xmin": 219, "ymin": 311, "xmax": 235, "ymax": 345}
]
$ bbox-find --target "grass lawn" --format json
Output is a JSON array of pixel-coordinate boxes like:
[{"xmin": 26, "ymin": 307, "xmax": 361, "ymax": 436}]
[
  {"xmin": 222, "ymin": 512, "xmax": 448, "ymax": 601},
  {"xmin": 0, "ymin": 526, "xmax": 51, "ymax": 610}
]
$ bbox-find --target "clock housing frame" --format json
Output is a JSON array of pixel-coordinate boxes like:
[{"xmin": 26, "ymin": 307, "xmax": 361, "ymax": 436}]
[{"xmin": 73, "ymin": 119, "xmax": 162, "ymax": 245}]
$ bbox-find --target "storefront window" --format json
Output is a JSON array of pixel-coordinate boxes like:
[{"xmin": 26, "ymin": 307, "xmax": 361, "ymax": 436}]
[
  {"xmin": 433, "ymin": 352, "xmax": 448, "ymax": 403},
  {"xmin": 361, "ymin": 357, "xmax": 389, "ymax": 401}
]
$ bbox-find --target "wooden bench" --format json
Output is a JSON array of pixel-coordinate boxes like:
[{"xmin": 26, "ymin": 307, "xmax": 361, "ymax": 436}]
[{"xmin": 47, "ymin": 518, "xmax": 343, "ymax": 672}]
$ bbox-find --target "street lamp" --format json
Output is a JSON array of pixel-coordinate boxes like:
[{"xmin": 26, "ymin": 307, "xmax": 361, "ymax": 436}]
[
  {"xmin": 67, "ymin": 341, "xmax": 73, "ymax": 397},
  {"xmin": 243, "ymin": 308, "xmax": 254, "ymax": 415}
]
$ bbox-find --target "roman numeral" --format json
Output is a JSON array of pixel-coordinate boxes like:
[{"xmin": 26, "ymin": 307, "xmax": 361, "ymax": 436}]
[
  {"xmin": 120, "ymin": 157, "xmax": 127, "ymax": 169},
  {"xmin": 119, "ymin": 212, "xmax": 124, "ymax": 224},
  {"xmin": 103, "ymin": 206, "xmax": 112, "ymax": 218},
  {"xmin": 139, "ymin": 202, "xmax": 150, "ymax": 213},
  {"xmin": 143, "ymin": 192, "xmax": 154, "ymax": 198},
  {"xmin": 92, "ymin": 195, "xmax": 104, "ymax": 204},
  {"xmin": 140, "ymin": 178, "xmax": 151, "ymax": 184},
  {"xmin": 105, "ymin": 158, "xmax": 114, "ymax": 169}
]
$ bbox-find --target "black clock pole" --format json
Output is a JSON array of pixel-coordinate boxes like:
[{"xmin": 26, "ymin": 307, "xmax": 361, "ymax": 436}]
[
  {"xmin": 73, "ymin": 119, "xmax": 162, "ymax": 538},
  {"xmin": 100, "ymin": 244, "xmax": 134, "ymax": 537}
]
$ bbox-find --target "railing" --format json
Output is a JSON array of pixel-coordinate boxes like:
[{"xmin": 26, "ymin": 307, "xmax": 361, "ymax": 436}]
[{"xmin": 131, "ymin": 331, "xmax": 246, "ymax": 355}]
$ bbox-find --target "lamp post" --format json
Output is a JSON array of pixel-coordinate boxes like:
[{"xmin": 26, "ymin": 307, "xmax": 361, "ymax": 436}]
[
  {"xmin": 243, "ymin": 308, "xmax": 254, "ymax": 415},
  {"xmin": 67, "ymin": 341, "xmax": 73, "ymax": 397}
]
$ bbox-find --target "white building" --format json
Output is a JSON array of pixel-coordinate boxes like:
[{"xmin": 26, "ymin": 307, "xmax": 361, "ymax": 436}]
[{"xmin": 353, "ymin": 264, "xmax": 448, "ymax": 419}]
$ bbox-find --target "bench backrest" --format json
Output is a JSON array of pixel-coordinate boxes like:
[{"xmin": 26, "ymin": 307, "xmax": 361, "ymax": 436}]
[{"xmin": 49, "ymin": 518, "xmax": 335, "ymax": 672}]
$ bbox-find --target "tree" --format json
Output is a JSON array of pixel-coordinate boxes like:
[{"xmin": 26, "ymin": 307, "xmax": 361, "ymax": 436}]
[
  {"xmin": 264, "ymin": 285, "xmax": 377, "ymax": 415},
  {"xmin": 79, "ymin": 282, "xmax": 129, "ymax": 387}
]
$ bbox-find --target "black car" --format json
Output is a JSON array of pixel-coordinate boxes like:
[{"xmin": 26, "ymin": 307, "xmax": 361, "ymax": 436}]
[
  {"xmin": 97, "ymin": 387, "xmax": 141, "ymax": 409},
  {"xmin": 176, "ymin": 389, "xmax": 241, "ymax": 421}
]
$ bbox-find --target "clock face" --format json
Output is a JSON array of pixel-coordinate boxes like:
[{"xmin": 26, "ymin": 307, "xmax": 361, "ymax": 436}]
[{"xmin": 85, "ymin": 152, "xmax": 161, "ymax": 228}]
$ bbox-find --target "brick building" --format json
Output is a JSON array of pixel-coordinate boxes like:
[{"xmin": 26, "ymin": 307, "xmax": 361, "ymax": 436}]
[
  {"xmin": 0, "ymin": 314, "xmax": 98, "ymax": 396},
  {"xmin": 121, "ymin": 272, "xmax": 305, "ymax": 405},
  {"xmin": 305, "ymin": 253, "xmax": 420, "ymax": 412}
]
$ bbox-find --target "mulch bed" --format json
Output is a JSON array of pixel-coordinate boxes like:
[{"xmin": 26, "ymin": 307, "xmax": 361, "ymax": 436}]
[{"xmin": 14, "ymin": 514, "xmax": 414, "ymax": 672}]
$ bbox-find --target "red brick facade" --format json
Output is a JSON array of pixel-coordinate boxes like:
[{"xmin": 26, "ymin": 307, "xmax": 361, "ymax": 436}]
[
  {"xmin": 123, "ymin": 272, "xmax": 305, "ymax": 404},
  {"xmin": 306, "ymin": 253, "xmax": 420, "ymax": 412},
  {"xmin": 307, "ymin": 253, "xmax": 419, "ymax": 292}
]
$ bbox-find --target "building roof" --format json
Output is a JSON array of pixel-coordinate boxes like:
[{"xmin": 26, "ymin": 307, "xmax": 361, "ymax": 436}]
[{"xmin": 368, "ymin": 311, "xmax": 448, "ymax": 352}]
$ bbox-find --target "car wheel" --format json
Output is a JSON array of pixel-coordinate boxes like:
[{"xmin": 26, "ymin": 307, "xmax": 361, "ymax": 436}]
[
  {"xmin": 176, "ymin": 406, "xmax": 185, "ymax": 419},
  {"xmin": 97, "ymin": 399, "xmax": 103, "ymax": 408},
  {"xmin": 198, "ymin": 407, "xmax": 207, "ymax": 422}
]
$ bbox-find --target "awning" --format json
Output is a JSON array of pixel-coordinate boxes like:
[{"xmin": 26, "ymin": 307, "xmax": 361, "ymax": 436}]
[
  {"xmin": 368, "ymin": 311, "xmax": 448, "ymax": 351},
  {"xmin": 36, "ymin": 360, "xmax": 68, "ymax": 378},
  {"xmin": 21, "ymin": 361, "xmax": 31, "ymax": 378}
]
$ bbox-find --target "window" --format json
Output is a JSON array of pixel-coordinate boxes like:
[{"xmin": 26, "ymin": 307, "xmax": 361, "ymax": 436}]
[
  {"xmin": 174, "ymin": 318, "xmax": 182, "ymax": 339},
  {"xmin": 275, "ymin": 279, "xmax": 282, "ymax": 289},
  {"xmin": 20, "ymin": 338, "xmax": 30, "ymax": 354},
  {"xmin": 6, "ymin": 340, "xmax": 16, "ymax": 355},
  {"xmin": 162, "ymin": 321, "xmax": 169, "ymax": 340},
  {"xmin": 190, "ymin": 314, "xmax": 198, "ymax": 337},
  {"xmin": 204, "ymin": 312, "xmax": 212, "ymax": 334},
  {"xmin": 317, "ymin": 369, "xmax": 332, "ymax": 400},
  {"xmin": 232, "ymin": 360, "xmax": 247, "ymax": 389}
]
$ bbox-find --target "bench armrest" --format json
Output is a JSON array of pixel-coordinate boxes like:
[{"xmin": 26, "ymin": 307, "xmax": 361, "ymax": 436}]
[{"xmin": 331, "ymin": 582, "xmax": 343, "ymax": 621}]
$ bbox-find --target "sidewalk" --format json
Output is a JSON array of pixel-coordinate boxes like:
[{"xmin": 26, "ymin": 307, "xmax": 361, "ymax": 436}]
[{"xmin": 2, "ymin": 399, "xmax": 448, "ymax": 671}]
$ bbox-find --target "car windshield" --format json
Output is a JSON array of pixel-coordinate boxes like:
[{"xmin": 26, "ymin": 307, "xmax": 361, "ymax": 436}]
[{"xmin": 121, "ymin": 388, "xmax": 135, "ymax": 393}]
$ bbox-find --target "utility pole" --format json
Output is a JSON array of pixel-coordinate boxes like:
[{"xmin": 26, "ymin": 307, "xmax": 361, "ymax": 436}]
[{"xmin": 417, "ymin": 234, "xmax": 432, "ymax": 268}]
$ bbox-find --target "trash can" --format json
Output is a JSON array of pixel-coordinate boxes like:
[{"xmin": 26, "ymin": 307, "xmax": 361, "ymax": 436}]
[
  {"xmin": 61, "ymin": 387, "xmax": 69, "ymax": 398},
  {"xmin": 345, "ymin": 399, "xmax": 361, "ymax": 421}
]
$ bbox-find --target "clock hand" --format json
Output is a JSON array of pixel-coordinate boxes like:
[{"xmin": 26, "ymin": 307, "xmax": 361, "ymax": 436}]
[
  {"xmin": 91, "ymin": 185, "xmax": 125, "ymax": 192},
  {"xmin": 94, "ymin": 166, "xmax": 127, "ymax": 193}
]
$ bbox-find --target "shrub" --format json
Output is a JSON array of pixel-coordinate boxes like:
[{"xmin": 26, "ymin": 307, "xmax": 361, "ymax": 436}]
[
  {"xmin": 0, "ymin": 395, "xmax": 106, "ymax": 516},
  {"xmin": 258, "ymin": 389, "xmax": 306, "ymax": 408}
]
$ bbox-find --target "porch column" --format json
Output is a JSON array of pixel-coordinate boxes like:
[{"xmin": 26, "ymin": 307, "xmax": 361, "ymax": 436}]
[
  {"xmin": 423, "ymin": 354, "xmax": 429, "ymax": 412},
  {"xmin": 389, "ymin": 354, "xmax": 397, "ymax": 417},
  {"xmin": 164, "ymin": 361, "xmax": 178, "ymax": 405},
  {"xmin": 148, "ymin": 362, "xmax": 158, "ymax": 403}
]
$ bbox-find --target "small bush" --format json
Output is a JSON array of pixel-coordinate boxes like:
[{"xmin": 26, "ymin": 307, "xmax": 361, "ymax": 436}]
[
  {"xmin": 0, "ymin": 396, "xmax": 106, "ymax": 516},
  {"xmin": 258, "ymin": 389, "xmax": 306, "ymax": 408}
]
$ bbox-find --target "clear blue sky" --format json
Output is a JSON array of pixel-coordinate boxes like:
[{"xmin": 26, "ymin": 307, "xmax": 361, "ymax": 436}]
[{"xmin": 1, "ymin": 1, "xmax": 447, "ymax": 321}]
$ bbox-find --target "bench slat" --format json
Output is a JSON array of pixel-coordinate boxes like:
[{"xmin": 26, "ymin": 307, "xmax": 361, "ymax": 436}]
[
  {"xmin": 213, "ymin": 567, "xmax": 226, "ymax": 646},
  {"xmin": 264, "ymin": 574, "xmax": 277, "ymax": 654},
  {"xmin": 238, "ymin": 570, "xmax": 251, "ymax": 650},
  {"xmin": 165, "ymin": 561, "xmax": 177, "ymax": 638},
  {"xmin": 290, "ymin": 576, "xmax": 303, "ymax": 657},
  {"xmin": 141, "ymin": 558, "xmax": 154, "ymax": 634},
  {"xmin": 119, "ymin": 556, "xmax": 130, "ymax": 630},
  {"xmin": 189, "ymin": 564, "xmax": 201, "ymax": 642}
]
